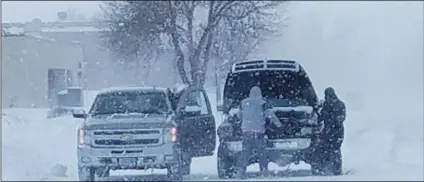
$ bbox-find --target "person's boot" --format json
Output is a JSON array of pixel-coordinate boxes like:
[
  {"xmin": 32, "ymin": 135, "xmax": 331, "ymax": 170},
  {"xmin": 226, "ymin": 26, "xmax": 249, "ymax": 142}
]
[
  {"xmin": 259, "ymin": 165, "xmax": 270, "ymax": 178},
  {"xmin": 260, "ymin": 169, "xmax": 270, "ymax": 178},
  {"xmin": 233, "ymin": 165, "xmax": 247, "ymax": 180}
]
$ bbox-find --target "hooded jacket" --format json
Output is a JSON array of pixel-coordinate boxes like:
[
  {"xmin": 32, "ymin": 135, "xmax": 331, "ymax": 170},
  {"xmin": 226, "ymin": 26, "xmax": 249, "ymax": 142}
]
[
  {"xmin": 321, "ymin": 87, "xmax": 346, "ymax": 127},
  {"xmin": 240, "ymin": 86, "xmax": 282, "ymax": 134},
  {"xmin": 320, "ymin": 87, "xmax": 346, "ymax": 150}
]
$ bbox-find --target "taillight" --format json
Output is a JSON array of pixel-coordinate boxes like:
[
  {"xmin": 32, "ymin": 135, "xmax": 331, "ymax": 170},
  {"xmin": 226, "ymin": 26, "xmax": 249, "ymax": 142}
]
[{"xmin": 170, "ymin": 127, "xmax": 177, "ymax": 143}]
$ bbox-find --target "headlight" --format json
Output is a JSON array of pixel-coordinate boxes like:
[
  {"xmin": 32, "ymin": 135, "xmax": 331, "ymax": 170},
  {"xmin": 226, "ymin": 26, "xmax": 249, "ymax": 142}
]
[
  {"xmin": 164, "ymin": 127, "xmax": 178, "ymax": 143},
  {"xmin": 312, "ymin": 124, "xmax": 324, "ymax": 133},
  {"xmin": 218, "ymin": 122, "xmax": 233, "ymax": 138},
  {"xmin": 170, "ymin": 127, "xmax": 177, "ymax": 143},
  {"xmin": 222, "ymin": 113, "xmax": 229, "ymax": 123},
  {"xmin": 78, "ymin": 128, "xmax": 91, "ymax": 147},
  {"xmin": 301, "ymin": 113, "xmax": 318, "ymax": 125},
  {"xmin": 301, "ymin": 127, "xmax": 313, "ymax": 135}
]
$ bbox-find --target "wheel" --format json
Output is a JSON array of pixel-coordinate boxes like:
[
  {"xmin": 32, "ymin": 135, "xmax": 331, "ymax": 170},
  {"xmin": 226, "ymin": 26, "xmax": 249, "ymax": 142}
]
[
  {"xmin": 181, "ymin": 152, "xmax": 191, "ymax": 175},
  {"xmin": 311, "ymin": 163, "xmax": 324, "ymax": 176},
  {"xmin": 311, "ymin": 149, "xmax": 343, "ymax": 176},
  {"xmin": 167, "ymin": 163, "xmax": 183, "ymax": 181},
  {"xmin": 181, "ymin": 157, "xmax": 191, "ymax": 175},
  {"xmin": 217, "ymin": 145, "xmax": 243, "ymax": 179},
  {"xmin": 217, "ymin": 153, "xmax": 235, "ymax": 179},
  {"xmin": 167, "ymin": 151, "xmax": 184, "ymax": 181},
  {"xmin": 96, "ymin": 168, "xmax": 110, "ymax": 178},
  {"xmin": 78, "ymin": 167, "xmax": 95, "ymax": 181}
]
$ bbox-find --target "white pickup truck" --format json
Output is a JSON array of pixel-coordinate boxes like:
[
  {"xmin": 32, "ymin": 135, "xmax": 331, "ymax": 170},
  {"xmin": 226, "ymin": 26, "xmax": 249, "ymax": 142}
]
[{"xmin": 74, "ymin": 86, "xmax": 216, "ymax": 181}]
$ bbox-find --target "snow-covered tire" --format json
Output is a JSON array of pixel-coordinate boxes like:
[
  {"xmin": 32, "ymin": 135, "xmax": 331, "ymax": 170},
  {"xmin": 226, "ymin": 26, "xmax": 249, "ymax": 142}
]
[
  {"xmin": 96, "ymin": 168, "xmax": 110, "ymax": 178},
  {"xmin": 167, "ymin": 163, "xmax": 183, "ymax": 181},
  {"xmin": 311, "ymin": 149, "xmax": 343, "ymax": 176},
  {"xmin": 217, "ymin": 154, "xmax": 235, "ymax": 179},
  {"xmin": 78, "ymin": 167, "xmax": 95, "ymax": 181},
  {"xmin": 311, "ymin": 163, "xmax": 324, "ymax": 176},
  {"xmin": 181, "ymin": 156, "xmax": 191, "ymax": 175},
  {"xmin": 217, "ymin": 146, "xmax": 239, "ymax": 179}
]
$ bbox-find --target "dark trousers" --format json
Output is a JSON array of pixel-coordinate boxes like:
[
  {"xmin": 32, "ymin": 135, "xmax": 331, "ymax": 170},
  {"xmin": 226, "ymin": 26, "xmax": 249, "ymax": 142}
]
[
  {"xmin": 319, "ymin": 125, "xmax": 344, "ymax": 175},
  {"xmin": 240, "ymin": 132, "xmax": 268, "ymax": 173}
]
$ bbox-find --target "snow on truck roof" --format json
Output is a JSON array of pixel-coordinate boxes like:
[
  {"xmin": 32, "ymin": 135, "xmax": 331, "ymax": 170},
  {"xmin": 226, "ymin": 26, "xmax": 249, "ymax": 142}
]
[{"xmin": 97, "ymin": 86, "xmax": 169, "ymax": 95}]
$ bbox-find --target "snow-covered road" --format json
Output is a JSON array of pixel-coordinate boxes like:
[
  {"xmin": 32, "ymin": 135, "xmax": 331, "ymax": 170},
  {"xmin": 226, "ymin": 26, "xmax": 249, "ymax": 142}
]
[{"xmin": 2, "ymin": 91, "xmax": 423, "ymax": 181}]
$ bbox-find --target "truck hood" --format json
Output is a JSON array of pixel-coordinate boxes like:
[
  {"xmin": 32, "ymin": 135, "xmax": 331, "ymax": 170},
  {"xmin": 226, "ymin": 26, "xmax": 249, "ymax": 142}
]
[{"xmin": 83, "ymin": 114, "xmax": 173, "ymax": 130}]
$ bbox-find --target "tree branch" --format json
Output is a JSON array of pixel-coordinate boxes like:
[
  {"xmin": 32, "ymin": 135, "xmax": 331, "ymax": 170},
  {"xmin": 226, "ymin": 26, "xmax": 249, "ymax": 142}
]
[{"xmin": 167, "ymin": 1, "xmax": 190, "ymax": 84}]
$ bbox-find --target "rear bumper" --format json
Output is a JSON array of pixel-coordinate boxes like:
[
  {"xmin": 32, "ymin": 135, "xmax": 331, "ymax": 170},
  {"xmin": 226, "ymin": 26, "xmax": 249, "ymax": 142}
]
[
  {"xmin": 77, "ymin": 143, "xmax": 179, "ymax": 169},
  {"xmin": 219, "ymin": 137, "xmax": 320, "ymax": 165}
]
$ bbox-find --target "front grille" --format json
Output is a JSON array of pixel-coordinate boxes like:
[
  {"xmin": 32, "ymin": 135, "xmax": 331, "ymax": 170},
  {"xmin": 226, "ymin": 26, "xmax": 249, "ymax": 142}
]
[
  {"xmin": 94, "ymin": 139, "xmax": 159, "ymax": 146},
  {"xmin": 93, "ymin": 130, "xmax": 160, "ymax": 135},
  {"xmin": 91, "ymin": 129, "xmax": 162, "ymax": 147}
]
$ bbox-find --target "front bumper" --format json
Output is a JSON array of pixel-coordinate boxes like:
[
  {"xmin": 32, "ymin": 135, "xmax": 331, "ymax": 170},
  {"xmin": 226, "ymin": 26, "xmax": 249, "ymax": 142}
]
[{"xmin": 77, "ymin": 144, "xmax": 179, "ymax": 169}]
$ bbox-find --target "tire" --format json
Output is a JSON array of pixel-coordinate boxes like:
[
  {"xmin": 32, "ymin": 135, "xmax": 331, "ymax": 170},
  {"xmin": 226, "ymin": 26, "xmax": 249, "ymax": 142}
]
[
  {"xmin": 181, "ymin": 153, "xmax": 191, "ymax": 175},
  {"xmin": 217, "ymin": 153, "xmax": 235, "ymax": 179},
  {"xmin": 96, "ymin": 168, "xmax": 110, "ymax": 178},
  {"xmin": 311, "ymin": 163, "xmax": 324, "ymax": 176},
  {"xmin": 167, "ymin": 151, "xmax": 184, "ymax": 181},
  {"xmin": 78, "ymin": 167, "xmax": 95, "ymax": 181},
  {"xmin": 311, "ymin": 149, "xmax": 343, "ymax": 176},
  {"xmin": 167, "ymin": 163, "xmax": 183, "ymax": 181}
]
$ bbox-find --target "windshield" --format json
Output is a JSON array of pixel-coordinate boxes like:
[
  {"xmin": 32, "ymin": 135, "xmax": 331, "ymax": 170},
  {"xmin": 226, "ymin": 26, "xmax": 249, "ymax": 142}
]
[
  {"xmin": 223, "ymin": 68, "xmax": 318, "ymax": 110},
  {"xmin": 89, "ymin": 91, "xmax": 169, "ymax": 115}
]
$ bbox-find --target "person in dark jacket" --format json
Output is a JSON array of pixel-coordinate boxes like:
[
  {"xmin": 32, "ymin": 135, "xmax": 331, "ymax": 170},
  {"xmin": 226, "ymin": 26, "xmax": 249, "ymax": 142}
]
[
  {"xmin": 319, "ymin": 87, "xmax": 346, "ymax": 175},
  {"xmin": 236, "ymin": 86, "xmax": 282, "ymax": 178}
]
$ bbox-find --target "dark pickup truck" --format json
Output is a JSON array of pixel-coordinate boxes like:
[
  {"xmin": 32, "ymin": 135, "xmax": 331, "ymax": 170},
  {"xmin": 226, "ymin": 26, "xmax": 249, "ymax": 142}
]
[{"xmin": 216, "ymin": 60, "xmax": 330, "ymax": 179}]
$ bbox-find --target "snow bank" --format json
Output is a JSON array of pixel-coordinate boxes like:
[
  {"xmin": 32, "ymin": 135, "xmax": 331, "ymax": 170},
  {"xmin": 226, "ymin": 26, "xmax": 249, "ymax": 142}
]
[{"xmin": 2, "ymin": 109, "xmax": 82, "ymax": 180}]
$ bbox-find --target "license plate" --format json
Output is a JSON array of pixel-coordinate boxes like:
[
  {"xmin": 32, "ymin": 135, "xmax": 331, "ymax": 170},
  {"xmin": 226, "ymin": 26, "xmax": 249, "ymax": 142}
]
[
  {"xmin": 275, "ymin": 141, "xmax": 298, "ymax": 149},
  {"xmin": 227, "ymin": 141, "xmax": 243, "ymax": 151},
  {"xmin": 118, "ymin": 158, "xmax": 137, "ymax": 167}
]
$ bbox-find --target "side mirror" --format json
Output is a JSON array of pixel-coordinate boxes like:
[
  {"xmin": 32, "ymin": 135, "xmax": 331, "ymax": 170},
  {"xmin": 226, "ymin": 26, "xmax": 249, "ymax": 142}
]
[
  {"xmin": 183, "ymin": 105, "xmax": 201, "ymax": 116},
  {"xmin": 217, "ymin": 104, "xmax": 223, "ymax": 112},
  {"xmin": 72, "ymin": 109, "xmax": 87, "ymax": 119}
]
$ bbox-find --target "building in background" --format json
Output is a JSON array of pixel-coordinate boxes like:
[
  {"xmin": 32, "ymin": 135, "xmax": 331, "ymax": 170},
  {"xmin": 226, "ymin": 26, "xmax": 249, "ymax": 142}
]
[
  {"xmin": 1, "ymin": 16, "xmax": 179, "ymax": 108},
  {"xmin": 2, "ymin": 14, "xmax": 221, "ymax": 108},
  {"xmin": 2, "ymin": 17, "xmax": 110, "ymax": 108},
  {"xmin": 2, "ymin": 32, "xmax": 82, "ymax": 108}
]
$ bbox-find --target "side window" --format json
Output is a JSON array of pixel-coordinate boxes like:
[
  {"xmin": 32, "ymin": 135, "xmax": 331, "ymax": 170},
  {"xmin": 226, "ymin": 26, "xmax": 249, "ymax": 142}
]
[{"xmin": 186, "ymin": 90, "xmax": 209, "ymax": 115}]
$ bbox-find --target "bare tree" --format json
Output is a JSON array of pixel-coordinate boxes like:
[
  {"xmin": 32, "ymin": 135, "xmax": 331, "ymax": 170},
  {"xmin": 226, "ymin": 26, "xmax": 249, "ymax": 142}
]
[
  {"xmin": 211, "ymin": 17, "xmax": 273, "ymax": 102},
  {"xmin": 102, "ymin": 1, "xmax": 282, "ymax": 86}
]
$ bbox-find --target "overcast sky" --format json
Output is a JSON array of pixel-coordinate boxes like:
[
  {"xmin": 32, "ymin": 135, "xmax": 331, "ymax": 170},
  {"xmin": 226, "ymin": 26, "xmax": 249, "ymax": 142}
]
[{"xmin": 2, "ymin": 1, "xmax": 101, "ymax": 22}]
